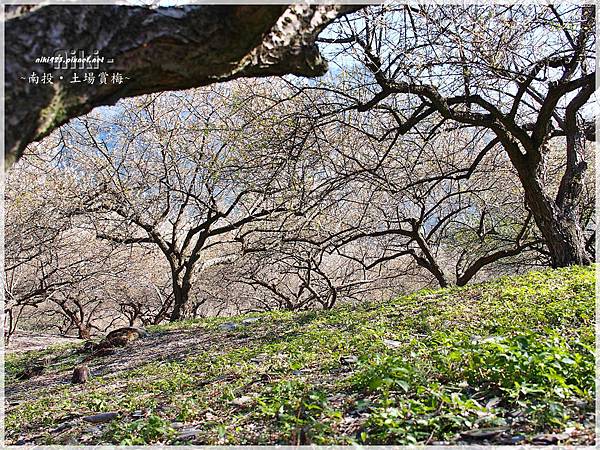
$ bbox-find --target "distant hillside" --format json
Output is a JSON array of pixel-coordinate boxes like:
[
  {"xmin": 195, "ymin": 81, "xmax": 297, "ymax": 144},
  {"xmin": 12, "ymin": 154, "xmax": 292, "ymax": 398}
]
[{"xmin": 5, "ymin": 265, "xmax": 595, "ymax": 445}]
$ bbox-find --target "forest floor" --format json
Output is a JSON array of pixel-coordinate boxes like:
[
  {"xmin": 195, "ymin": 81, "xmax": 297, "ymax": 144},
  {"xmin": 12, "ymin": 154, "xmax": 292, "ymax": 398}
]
[
  {"xmin": 5, "ymin": 331, "xmax": 83, "ymax": 353},
  {"xmin": 5, "ymin": 265, "xmax": 596, "ymax": 446}
]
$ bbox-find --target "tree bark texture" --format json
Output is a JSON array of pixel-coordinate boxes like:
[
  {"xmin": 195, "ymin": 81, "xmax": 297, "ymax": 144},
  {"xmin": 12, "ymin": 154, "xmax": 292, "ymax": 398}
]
[
  {"xmin": 5, "ymin": 4, "xmax": 360, "ymax": 165},
  {"xmin": 511, "ymin": 151, "xmax": 591, "ymax": 268}
]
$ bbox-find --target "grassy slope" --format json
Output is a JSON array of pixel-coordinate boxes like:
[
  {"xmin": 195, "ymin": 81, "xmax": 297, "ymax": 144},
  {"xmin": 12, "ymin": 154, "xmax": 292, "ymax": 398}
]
[{"xmin": 5, "ymin": 266, "xmax": 596, "ymax": 445}]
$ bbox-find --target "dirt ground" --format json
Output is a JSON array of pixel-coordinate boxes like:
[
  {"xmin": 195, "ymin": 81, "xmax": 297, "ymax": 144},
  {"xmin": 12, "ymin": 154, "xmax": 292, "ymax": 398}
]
[
  {"xmin": 5, "ymin": 323, "xmax": 268, "ymax": 403},
  {"xmin": 4, "ymin": 331, "xmax": 83, "ymax": 354}
]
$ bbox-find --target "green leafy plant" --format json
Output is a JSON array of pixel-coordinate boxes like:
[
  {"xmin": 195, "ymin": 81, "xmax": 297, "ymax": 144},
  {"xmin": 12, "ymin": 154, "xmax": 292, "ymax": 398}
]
[
  {"xmin": 255, "ymin": 380, "xmax": 339, "ymax": 444},
  {"xmin": 106, "ymin": 415, "xmax": 177, "ymax": 445}
]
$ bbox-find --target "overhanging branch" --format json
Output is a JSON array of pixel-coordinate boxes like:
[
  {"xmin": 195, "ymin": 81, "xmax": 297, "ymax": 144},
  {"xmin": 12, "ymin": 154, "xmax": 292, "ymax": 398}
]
[{"xmin": 5, "ymin": 4, "xmax": 362, "ymax": 165}]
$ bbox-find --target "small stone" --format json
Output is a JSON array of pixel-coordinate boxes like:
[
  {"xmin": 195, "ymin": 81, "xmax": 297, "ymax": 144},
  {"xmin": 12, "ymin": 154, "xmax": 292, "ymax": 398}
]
[
  {"xmin": 219, "ymin": 322, "xmax": 239, "ymax": 331},
  {"xmin": 461, "ymin": 427, "xmax": 508, "ymax": 439},
  {"xmin": 82, "ymin": 412, "xmax": 118, "ymax": 423},
  {"xmin": 250, "ymin": 353, "xmax": 268, "ymax": 363},
  {"xmin": 485, "ymin": 397, "xmax": 501, "ymax": 409},
  {"xmin": 554, "ymin": 432, "xmax": 571, "ymax": 441},
  {"xmin": 340, "ymin": 355, "xmax": 358, "ymax": 365},
  {"xmin": 497, "ymin": 435, "xmax": 526, "ymax": 445},
  {"xmin": 532, "ymin": 433, "xmax": 562, "ymax": 444},
  {"xmin": 84, "ymin": 425, "xmax": 102, "ymax": 435},
  {"xmin": 231, "ymin": 395, "xmax": 253, "ymax": 406},
  {"xmin": 533, "ymin": 433, "xmax": 554, "ymax": 444},
  {"xmin": 71, "ymin": 365, "xmax": 90, "ymax": 384},
  {"xmin": 178, "ymin": 428, "xmax": 200, "ymax": 440},
  {"xmin": 383, "ymin": 338, "xmax": 402, "ymax": 348},
  {"xmin": 241, "ymin": 317, "xmax": 260, "ymax": 325},
  {"xmin": 508, "ymin": 409, "xmax": 524, "ymax": 417},
  {"xmin": 52, "ymin": 421, "xmax": 74, "ymax": 433}
]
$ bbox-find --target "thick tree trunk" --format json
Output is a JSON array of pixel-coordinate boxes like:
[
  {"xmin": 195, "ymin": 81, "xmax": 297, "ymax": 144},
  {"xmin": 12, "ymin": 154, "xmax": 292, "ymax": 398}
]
[
  {"xmin": 517, "ymin": 155, "xmax": 590, "ymax": 268},
  {"xmin": 5, "ymin": 4, "xmax": 360, "ymax": 166},
  {"xmin": 528, "ymin": 200, "xmax": 590, "ymax": 268},
  {"xmin": 546, "ymin": 221, "xmax": 590, "ymax": 267}
]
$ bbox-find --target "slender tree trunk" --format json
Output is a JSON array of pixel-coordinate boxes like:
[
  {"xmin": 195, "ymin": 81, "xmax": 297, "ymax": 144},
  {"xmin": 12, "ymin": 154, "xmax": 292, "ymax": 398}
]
[
  {"xmin": 169, "ymin": 278, "xmax": 192, "ymax": 322},
  {"xmin": 77, "ymin": 324, "xmax": 91, "ymax": 340},
  {"xmin": 417, "ymin": 256, "xmax": 451, "ymax": 288},
  {"xmin": 4, "ymin": 309, "xmax": 15, "ymax": 346},
  {"xmin": 411, "ymin": 221, "xmax": 451, "ymax": 287}
]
